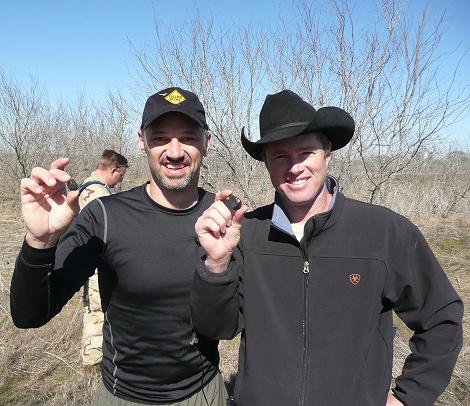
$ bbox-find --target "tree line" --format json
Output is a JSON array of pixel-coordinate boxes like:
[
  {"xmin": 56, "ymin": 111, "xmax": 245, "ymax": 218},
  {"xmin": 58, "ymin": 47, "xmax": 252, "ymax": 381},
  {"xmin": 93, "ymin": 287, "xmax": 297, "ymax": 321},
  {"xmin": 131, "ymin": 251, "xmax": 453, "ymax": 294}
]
[{"xmin": 1, "ymin": 0, "xmax": 469, "ymax": 217}]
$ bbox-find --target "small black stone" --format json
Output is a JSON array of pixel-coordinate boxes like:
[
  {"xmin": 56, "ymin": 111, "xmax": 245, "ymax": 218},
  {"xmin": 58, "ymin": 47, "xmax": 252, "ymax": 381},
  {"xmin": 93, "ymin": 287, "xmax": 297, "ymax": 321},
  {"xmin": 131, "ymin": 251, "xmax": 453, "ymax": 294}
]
[
  {"xmin": 224, "ymin": 195, "xmax": 242, "ymax": 213},
  {"xmin": 67, "ymin": 179, "xmax": 79, "ymax": 191}
]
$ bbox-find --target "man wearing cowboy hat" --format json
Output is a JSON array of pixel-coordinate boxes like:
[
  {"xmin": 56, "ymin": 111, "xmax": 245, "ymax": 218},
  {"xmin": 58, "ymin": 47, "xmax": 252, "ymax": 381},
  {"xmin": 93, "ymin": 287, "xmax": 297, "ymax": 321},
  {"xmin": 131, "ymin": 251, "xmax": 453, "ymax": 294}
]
[{"xmin": 191, "ymin": 90, "xmax": 463, "ymax": 406}]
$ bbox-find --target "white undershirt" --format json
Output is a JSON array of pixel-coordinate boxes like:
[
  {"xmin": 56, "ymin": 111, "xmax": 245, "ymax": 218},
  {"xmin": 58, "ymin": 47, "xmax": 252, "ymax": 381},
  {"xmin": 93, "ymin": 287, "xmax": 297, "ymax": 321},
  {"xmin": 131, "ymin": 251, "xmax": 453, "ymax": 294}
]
[{"xmin": 291, "ymin": 222, "xmax": 304, "ymax": 241}]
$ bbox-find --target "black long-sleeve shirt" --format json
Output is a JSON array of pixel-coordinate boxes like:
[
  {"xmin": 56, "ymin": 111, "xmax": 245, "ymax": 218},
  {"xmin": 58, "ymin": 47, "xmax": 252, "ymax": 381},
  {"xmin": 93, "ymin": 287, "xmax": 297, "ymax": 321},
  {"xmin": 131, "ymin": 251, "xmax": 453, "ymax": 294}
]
[{"xmin": 11, "ymin": 184, "xmax": 219, "ymax": 404}]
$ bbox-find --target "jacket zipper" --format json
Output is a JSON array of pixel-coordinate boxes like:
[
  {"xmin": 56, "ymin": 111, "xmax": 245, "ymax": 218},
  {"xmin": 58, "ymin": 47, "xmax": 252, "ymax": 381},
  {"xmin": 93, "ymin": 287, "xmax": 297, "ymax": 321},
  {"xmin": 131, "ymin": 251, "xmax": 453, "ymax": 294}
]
[{"xmin": 299, "ymin": 251, "xmax": 310, "ymax": 406}]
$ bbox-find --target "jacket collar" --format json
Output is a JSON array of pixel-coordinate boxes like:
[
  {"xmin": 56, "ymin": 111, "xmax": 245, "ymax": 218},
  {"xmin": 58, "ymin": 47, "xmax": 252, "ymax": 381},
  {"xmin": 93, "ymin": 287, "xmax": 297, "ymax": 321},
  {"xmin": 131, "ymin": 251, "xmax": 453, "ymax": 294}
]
[{"xmin": 271, "ymin": 175, "xmax": 341, "ymax": 238}]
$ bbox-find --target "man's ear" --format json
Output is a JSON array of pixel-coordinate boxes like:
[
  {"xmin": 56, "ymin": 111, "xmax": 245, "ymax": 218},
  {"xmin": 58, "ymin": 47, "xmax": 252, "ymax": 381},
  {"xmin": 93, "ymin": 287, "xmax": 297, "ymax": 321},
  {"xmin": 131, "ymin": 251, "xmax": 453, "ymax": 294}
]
[
  {"xmin": 262, "ymin": 147, "xmax": 269, "ymax": 170},
  {"xmin": 203, "ymin": 130, "xmax": 212, "ymax": 156},
  {"xmin": 138, "ymin": 128, "xmax": 147, "ymax": 155},
  {"xmin": 325, "ymin": 149, "xmax": 332, "ymax": 168}
]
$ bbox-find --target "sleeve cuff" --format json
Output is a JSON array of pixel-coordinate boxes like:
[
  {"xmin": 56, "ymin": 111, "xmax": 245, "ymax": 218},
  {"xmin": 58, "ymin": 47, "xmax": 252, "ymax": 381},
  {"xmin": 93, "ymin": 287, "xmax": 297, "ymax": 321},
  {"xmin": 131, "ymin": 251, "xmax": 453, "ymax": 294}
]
[
  {"xmin": 20, "ymin": 239, "xmax": 56, "ymax": 266},
  {"xmin": 196, "ymin": 257, "xmax": 238, "ymax": 283},
  {"xmin": 391, "ymin": 389, "xmax": 408, "ymax": 406}
]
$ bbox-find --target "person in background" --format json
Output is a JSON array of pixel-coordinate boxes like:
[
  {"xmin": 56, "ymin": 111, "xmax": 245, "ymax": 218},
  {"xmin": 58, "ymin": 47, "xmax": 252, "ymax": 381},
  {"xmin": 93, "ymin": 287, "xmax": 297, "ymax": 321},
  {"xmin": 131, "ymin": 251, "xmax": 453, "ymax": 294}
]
[
  {"xmin": 191, "ymin": 90, "xmax": 463, "ymax": 406},
  {"xmin": 10, "ymin": 87, "xmax": 228, "ymax": 406},
  {"xmin": 79, "ymin": 149, "xmax": 128, "ymax": 367},
  {"xmin": 79, "ymin": 149, "xmax": 128, "ymax": 207}
]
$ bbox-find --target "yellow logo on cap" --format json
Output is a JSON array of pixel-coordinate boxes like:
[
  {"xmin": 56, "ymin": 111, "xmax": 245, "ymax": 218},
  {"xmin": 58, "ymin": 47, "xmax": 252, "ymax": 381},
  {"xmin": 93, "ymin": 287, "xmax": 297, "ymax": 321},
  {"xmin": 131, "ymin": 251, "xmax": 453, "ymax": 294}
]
[{"xmin": 164, "ymin": 90, "xmax": 186, "ymax": 105}]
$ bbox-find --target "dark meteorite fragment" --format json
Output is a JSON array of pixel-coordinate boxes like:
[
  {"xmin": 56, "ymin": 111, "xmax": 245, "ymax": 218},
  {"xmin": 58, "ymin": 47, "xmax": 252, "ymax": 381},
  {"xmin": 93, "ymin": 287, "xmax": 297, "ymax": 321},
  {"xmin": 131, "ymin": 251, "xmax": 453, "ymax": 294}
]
[
  {"xmin": 67, "ymin": 179, "xmax": 79, "ymax": 191},
  {"xmin": 223, "ymin": 194, "xmax": 242, "ymax": 214}
]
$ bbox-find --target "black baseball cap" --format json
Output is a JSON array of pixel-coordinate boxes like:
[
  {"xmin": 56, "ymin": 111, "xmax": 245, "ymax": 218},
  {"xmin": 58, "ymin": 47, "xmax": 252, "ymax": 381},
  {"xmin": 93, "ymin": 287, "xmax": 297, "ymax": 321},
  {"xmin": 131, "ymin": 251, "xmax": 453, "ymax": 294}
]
[{"xmin": 141, "ymin": 87, "xmax": 209, "ymax": 130}]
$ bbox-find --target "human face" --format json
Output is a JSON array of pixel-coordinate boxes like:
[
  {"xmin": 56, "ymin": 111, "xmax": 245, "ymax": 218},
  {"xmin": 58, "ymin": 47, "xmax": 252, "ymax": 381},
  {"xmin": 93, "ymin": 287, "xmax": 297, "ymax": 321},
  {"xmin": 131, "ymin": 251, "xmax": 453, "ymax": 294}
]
[
  {"xmin": 138, "ymin": 112, "xmax": 211, "ymax": 192},
  {"xmin": 102, "ymin": 165, "xmax": 126, "ymax": 188},
  {"xmin": 264, "ymin": 132, "xmax": 331, "ymax": 215},
  {"xmin": 109, "ymin": 166, "xmax": 127, "ymax": 188}
]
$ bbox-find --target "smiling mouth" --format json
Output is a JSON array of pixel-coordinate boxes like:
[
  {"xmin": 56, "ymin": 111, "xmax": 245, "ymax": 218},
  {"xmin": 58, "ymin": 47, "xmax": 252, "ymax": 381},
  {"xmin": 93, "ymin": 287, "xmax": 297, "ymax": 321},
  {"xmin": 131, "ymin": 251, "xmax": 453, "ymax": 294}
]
[
  {"xmin": 162, "ymin": 156, "xmax": 192, "ymax": 170},
  {"xmin": 164, "ymin": 163, "xmax": 187, "ymax": 170},
  {"xmin": 286, "ymin": 178, "xmax": 308, "ymax": 185}
]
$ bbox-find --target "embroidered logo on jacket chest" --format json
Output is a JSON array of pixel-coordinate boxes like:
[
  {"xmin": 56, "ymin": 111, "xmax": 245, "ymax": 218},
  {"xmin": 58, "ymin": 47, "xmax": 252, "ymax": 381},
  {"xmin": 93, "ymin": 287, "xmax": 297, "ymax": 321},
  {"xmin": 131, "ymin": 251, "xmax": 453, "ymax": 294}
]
[{"xmin": 349, "ymin": 273, "xmax": 361, "ymax": 285}]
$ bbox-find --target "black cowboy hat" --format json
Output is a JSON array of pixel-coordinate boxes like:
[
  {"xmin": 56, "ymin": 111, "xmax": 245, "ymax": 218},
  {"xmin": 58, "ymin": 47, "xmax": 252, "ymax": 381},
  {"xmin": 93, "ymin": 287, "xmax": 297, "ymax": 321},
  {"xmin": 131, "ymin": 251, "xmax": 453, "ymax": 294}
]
[{"xmin": 241, "ymin": 90, "xmax": 355, "ymax": 161}]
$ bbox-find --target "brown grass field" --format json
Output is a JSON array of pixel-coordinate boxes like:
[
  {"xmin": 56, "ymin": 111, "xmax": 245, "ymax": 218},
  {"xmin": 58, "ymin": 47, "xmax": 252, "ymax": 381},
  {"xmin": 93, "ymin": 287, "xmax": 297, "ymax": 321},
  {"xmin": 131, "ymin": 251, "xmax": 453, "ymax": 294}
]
[{"xmin": 0, "ymin": 200, "xmax": 468, "ymax": 405}]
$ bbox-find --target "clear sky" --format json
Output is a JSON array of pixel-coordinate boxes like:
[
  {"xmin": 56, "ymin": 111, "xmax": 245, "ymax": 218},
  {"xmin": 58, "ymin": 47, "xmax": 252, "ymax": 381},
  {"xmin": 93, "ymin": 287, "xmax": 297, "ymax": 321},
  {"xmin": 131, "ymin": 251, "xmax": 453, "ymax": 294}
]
[
  {"xmin": 1, "ymin": 0, "xmax": 469, "ymax": 143},
  {"xmin": 0, "ymin": 0, "xmax": 289, "ymax": 100}
]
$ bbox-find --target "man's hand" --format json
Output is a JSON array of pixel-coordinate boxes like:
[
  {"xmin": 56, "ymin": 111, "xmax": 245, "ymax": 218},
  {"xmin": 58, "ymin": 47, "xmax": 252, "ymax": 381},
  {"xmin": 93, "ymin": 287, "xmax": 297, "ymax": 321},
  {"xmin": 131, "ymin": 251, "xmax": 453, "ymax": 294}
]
[
  {"xmin": 195, "ymin": 190, "xmax": 247, "ymax": 274},
  {"xmin": 21, "ymin": 157, "xmax": 80, "ymax": 249},
  {"xmin": 386, "ymin": 392, "xmax": 405, "ymax": 406}
]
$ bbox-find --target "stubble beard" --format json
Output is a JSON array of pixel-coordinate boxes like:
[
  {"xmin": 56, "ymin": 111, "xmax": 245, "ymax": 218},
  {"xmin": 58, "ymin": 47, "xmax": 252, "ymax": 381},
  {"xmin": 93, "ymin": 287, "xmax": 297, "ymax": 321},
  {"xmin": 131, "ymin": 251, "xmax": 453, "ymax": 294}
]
[{"xmin": 153, "ymin": 170, "xmax": 195, "ymax": 191}]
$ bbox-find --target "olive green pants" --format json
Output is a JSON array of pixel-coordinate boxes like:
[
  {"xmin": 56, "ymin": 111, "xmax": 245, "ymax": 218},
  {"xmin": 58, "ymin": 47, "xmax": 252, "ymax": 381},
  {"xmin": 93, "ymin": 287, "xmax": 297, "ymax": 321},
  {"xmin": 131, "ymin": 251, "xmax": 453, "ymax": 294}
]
[{"xmin": 92, "ymin": 372, "xmax": 228, "ymax": 406}]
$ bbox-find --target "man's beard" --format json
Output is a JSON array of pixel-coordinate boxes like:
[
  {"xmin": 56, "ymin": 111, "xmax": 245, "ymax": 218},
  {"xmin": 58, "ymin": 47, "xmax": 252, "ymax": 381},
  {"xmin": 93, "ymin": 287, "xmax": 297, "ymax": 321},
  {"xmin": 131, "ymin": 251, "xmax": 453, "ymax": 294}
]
[
  {"xmin": 149, "ymin": 155, "xmax": 198, "ymax": 191},
  {"xmin": 153, "ymin": 170, "xmax": 194, "ymax": 191}
]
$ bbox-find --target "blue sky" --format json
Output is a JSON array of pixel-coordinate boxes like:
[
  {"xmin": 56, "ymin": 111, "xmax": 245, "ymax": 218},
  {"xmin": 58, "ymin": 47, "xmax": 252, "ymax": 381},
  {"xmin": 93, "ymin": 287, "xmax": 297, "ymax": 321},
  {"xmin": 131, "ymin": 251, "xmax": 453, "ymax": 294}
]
[
  {"xmin": 0, "ymin": 0, "xmax": 288, "ymax": 100},
  {"xmin": 1, "ymin": 0, "xmax": 469, "ymax": 143}
]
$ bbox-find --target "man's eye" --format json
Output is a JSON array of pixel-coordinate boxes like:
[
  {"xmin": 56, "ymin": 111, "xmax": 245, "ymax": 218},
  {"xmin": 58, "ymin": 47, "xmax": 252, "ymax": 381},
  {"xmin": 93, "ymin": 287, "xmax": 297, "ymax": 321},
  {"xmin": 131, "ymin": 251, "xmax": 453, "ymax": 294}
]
[
  {"xmin": 182, "ymin": 137, "xmax": 197, "ymax": 143},
  {"xmin": 151, "ymin": 136, "xmax": 167, "ymax": 143}
]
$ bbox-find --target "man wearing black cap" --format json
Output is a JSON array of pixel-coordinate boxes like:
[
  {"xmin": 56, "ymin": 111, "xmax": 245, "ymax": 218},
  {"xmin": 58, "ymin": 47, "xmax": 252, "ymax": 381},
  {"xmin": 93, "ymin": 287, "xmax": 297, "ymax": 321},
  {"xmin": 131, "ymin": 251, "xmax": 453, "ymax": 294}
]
[
  {"xmin": 10, "ymin": 88, "xmax": 228, "ymax": 405},
  {"xmin": 191, "ymin": 90, "xmax": 463, "ymax": 405}
]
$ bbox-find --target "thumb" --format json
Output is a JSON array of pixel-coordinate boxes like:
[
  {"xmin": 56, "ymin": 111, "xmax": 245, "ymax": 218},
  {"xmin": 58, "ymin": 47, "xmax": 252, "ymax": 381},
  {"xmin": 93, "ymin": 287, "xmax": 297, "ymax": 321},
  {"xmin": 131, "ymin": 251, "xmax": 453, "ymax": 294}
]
[
  {"xmin": 51, "ymin": 157, "xmax": 71, "ymax": 170},
  {"xmin": 66, "ymin": 190, "xmax": 80, "ymax": 216},
  {"xmin": 231, "ymin": 204, "xmax": 248, "ymax": 228},
  {"xmin": 215, "ymin": 189, "xmax": 233, "ymax": 202}
]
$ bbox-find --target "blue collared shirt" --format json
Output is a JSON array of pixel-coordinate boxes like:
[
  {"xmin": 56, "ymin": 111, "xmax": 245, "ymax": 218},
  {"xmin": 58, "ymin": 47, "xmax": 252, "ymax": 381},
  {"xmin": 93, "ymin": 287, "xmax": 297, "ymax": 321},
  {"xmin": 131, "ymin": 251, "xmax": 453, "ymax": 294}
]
[{"xmin": 271, "ymin": 175, "xmax": 338, "ymax": 237}]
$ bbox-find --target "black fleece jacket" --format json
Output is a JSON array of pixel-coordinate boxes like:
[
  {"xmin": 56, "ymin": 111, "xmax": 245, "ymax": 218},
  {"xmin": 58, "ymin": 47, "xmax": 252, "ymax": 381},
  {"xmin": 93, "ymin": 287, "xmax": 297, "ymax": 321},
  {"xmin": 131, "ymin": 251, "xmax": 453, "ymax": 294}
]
[
  {"xmin": 11, "ymin": 184, "xmax": 219, "ymax": 405},
  {"xmin": 191, "ymin": 190, "xmax": 463, "ymax": 406}
]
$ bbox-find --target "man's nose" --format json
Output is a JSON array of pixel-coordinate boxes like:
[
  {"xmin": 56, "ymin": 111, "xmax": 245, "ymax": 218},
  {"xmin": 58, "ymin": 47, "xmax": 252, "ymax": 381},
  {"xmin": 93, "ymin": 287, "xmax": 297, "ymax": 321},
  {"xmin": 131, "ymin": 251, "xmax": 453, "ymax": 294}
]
[
  {"xmin": 289, "ymin": 158, "xmax": 304, "ymax": 174},
  {"xmin": 166, "ymin": 138, "xmax": 184, "ymax": 159}
]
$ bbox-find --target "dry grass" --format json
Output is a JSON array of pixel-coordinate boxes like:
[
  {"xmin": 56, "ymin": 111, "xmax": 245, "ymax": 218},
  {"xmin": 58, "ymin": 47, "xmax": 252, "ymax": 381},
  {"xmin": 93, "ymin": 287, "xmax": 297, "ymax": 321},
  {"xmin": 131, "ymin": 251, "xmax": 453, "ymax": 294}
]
[
  {"xmin": 0, "ymin": 201, "xmax": 469, "ymax": 405},
  {"xmin": 218, "ymin": 337, "xmax": 240, "ymax": 394},
  {"xmin": 0, "ymin": 200, "xmax": 100, "ymax": 405}
]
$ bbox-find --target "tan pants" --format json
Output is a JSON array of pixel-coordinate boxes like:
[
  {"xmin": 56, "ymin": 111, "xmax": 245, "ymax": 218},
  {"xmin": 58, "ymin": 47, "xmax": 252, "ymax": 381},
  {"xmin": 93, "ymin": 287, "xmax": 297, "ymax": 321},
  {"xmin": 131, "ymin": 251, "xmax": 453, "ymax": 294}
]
[
  {"xmin": 92, "ymin": 372, "xmax": 228, "ymax": 406},
  {"xmin": 82, "ymin": 272, "xmax": 103, "ymax": 365}
]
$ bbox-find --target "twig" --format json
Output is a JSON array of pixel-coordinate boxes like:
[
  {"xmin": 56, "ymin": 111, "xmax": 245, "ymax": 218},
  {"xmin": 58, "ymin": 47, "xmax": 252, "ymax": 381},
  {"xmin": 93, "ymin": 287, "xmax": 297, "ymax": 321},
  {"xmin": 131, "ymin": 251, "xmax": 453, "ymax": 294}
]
[{"xmin": 44, "ymin": 351, "xmax": 83, "ymax": 376}]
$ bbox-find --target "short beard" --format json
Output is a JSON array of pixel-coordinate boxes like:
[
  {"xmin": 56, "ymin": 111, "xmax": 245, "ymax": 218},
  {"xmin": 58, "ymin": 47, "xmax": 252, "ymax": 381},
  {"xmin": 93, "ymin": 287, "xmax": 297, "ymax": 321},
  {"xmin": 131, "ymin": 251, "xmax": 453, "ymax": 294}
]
[{"xmin": 153, "ymin": 171, "xmax": 194, "ymax": 191}]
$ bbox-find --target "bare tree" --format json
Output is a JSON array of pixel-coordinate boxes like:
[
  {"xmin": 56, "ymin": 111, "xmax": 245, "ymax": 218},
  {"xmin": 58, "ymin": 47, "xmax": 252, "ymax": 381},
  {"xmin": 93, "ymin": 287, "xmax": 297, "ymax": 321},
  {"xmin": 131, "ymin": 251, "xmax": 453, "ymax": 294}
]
[
  {"xmin": 93, "ymin": 90, "xmax": 137, "ymax": 156},
  {"xmin": 1, "ymin": 0, "xmax": 468, "ymax": 215},
  {"xmin": 0, "ymin": 72, "xmax": 47, "ymax": 181},
  {"xmin": 130, "ymin": 12, "xmax": 270, "ymax": 206},
  {"xmin": 0, "ymin": 71, "xmax": 139, "ymax": 195},
  {"xmin": 440, "ymin": 147, "xmax": 470, "ymax": 217},
  {"xmin": 130, "ymin": 1, "xmax": 469, "ymax": 211},
  {"xmin": 266, "ymin": 0, "xmax": 470, "ymax": 204}
]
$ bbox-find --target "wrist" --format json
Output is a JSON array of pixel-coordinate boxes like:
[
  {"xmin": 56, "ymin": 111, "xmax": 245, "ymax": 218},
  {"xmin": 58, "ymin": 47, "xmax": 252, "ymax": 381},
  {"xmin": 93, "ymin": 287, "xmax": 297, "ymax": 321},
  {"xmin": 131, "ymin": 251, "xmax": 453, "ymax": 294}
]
[
  {"xmin": 25, "ymin": 232, "xmax": 60, "ymax": 249},
  {"xmin": 204, "ymin": 255, "xmax": 231, "ymax": 274}
]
